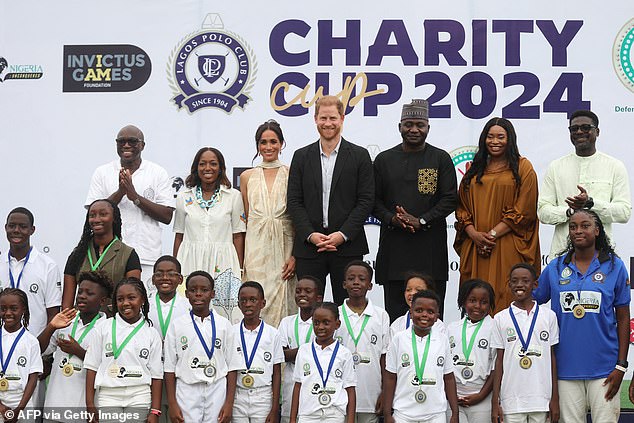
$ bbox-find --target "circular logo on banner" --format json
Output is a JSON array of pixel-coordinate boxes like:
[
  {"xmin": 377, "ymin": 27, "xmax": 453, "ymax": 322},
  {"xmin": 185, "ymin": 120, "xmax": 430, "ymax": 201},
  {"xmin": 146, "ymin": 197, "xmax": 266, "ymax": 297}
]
[
  {"xmin": 449, "ymin": 146, "xmax": 478, "ymax": 184},
  {"xmin": 613, "ymin": 18, "xmax": 634, "ymax": 93},
  {"xmin": 168, "ymin": 13, "xmax": 257, "ymax": 114}
]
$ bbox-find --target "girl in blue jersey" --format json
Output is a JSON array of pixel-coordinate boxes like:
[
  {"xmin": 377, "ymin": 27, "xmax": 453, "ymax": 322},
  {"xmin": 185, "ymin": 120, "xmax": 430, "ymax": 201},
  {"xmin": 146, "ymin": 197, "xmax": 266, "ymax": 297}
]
[{"xmin": 535, "ymin": 209, "xmax": 630, "ymax": 423}]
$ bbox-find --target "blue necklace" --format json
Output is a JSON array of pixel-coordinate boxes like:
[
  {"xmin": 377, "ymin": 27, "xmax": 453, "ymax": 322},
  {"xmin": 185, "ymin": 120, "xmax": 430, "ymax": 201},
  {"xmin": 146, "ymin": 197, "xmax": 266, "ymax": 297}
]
[{"xmin": 195, "ymin": 186, "xmax": 221, "ymax": 209}]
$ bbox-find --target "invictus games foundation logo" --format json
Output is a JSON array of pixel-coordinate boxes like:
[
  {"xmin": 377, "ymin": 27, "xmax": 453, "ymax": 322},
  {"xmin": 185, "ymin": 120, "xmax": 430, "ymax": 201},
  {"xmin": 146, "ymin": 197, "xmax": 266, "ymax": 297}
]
[
  {"xmin": 168, "ymin": 13, "xmax": 257, "ymax": 114},
  {"xmin": 63, "ymin": 44, "xmax": 151, "ymax": 92},
  {"xmin": 0, "ymin": 56, "xmax": 43, "ymax": 82},
  {"xmin": 613, "ymin": 18, "xmax": 634, "ymax": 93}
]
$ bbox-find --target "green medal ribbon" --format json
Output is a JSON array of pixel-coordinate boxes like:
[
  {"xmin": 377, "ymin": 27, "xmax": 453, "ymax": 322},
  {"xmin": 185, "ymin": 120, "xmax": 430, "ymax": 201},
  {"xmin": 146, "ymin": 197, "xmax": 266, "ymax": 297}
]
[
  {"xmin": 341, "ymin": 302, "xmax": 371, "ymax": 349},
  {"xmin": 294, "ymin": 315, "xmax": 313, "ymax": 347},
  {"xmin": 111, "ymin": 316, "xmax": 146, "ymax": 360},
  {"xmin": 412, "ymin": 328, "xmax": 432, "ymax": 385},
  {"xmin": 461, "ymin": 318, "xmax": 484, "ymax": 364},
  {"xmin": 87, "ymin": 236, "xmax": 119, "ymax": 271},
  {"xmin": 155, "ymin": 294, "xmax": 176, "ymax": 339},
  {"xmin": 68, "ymin": 313, "xmax": 101, "ymax": 360}
]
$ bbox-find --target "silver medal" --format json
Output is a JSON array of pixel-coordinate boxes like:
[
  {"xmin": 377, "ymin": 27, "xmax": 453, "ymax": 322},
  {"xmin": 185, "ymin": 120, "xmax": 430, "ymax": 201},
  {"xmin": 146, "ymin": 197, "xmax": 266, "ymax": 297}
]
[
  {"xmin": 415, "ymin": 389, "xmax": 426, "ymax": 403},
  {"xmin": 318, "ymin": 393, "xmax": 331, "ymax": 406}
]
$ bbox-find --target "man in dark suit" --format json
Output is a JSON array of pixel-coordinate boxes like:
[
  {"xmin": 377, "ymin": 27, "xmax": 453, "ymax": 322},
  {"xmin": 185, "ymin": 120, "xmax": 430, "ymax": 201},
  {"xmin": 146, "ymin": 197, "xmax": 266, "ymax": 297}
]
[{"xmin": 287, "ymin": 95, "xmax": 374, "ymax": 305}]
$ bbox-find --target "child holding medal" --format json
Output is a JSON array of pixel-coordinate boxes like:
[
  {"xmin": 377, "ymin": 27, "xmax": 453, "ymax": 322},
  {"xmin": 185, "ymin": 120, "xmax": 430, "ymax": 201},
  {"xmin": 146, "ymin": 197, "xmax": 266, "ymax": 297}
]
[
  {"xmin": 446, "ymin": 279, "xmax": 496, "ymax": 423},
  {"xmin": 164, "ymin": 271, "xmax": 237, "ymax": 423},
  {"xmin": 84, "ymin": 277, "xmax": 163, "ymax": 423},
  {"xmin": 38, "ymin": 271, "xmax": 111, "ymax": 422},
  {"xmin": 389, "ymin": 272, "xmax": 447, "ymax": 338},
  {"xmin": 0, "ymin": 288, "xmax": 42, "ymax": 423},
  {"xmin": 491, "ymin": 263, "xmax": 559, "ymax": 423},
  {"xmin": 290, "ymin": 302, "xmax": 356, "ymax": 423},
  {"xmin": 230, "ymin": 281, "xmax": 284, "ymax": 422},
  {"xmin": 384, "ymin": 290, "xmax": 458, "ymax": 423},
  {"xmin": 277, "ymin": 276, "xmax": 323, "ymax": 423},
  {"xmin": 147, "ymin": 256, "xmax": 189, "ymax": 423},
  {"xmin": 335, "ymin": 260, "xmax": 389, "ymax": 423}
]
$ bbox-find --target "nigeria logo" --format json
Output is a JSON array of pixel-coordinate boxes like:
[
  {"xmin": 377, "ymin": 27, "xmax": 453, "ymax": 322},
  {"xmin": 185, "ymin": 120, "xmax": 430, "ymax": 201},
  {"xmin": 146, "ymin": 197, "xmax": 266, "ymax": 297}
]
[
  {"xmin": 613, "ymin": 18, "xmax": 634, "ymax": 93},
  {"xmin": 168, "ymin": 13, "xmax": 257, "ymax": 114}
]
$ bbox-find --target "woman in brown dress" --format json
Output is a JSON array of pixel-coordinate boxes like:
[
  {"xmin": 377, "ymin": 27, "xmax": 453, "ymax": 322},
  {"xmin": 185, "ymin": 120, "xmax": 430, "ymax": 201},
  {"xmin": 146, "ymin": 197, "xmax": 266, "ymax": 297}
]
[{"xmin": 454, "ymin": 117, "xmax": 540, "ymax": 308}]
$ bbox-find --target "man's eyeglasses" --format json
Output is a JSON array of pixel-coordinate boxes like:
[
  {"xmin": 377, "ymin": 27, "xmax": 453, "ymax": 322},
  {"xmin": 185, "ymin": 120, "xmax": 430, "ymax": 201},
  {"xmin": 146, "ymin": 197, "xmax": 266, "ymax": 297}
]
[
  {"xmin": 115, "ymin": 138, "xmax": 143, "ymax": 146},
  {"xmin": 568, "ymin": 124, "xmax": 597, "ymax": 133}
]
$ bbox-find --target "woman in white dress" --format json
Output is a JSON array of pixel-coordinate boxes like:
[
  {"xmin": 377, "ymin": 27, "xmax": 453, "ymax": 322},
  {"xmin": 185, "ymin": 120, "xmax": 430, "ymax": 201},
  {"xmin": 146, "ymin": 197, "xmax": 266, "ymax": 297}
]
[
  {"xmin": 173, "ymin": 147, "xmax": 246, "ymax": 285},
  {"xmin": 240, "ymin": 120, "xmax": 297, "ymax": 326}
]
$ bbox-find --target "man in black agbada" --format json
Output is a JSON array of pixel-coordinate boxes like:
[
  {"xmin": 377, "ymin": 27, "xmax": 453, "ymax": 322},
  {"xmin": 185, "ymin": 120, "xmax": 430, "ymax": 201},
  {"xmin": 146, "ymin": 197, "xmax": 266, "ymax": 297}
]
[{"xmin": 373, "ymin": 99, "xmax": 458, "ymax": 321}]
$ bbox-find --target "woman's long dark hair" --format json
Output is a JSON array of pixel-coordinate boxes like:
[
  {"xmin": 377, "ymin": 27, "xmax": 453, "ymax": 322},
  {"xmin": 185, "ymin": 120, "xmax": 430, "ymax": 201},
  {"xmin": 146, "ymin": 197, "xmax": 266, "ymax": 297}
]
[
  {"xmin": 66, "ymin": 199, "xmax": 122, "ymax": 273},
  {"xmin": 461, "ymin": 117, "xmax": 522, "ymax": 191},
  {"xmin": 185, "ymin": 147, "xmax": 231, "ymax": 190}
]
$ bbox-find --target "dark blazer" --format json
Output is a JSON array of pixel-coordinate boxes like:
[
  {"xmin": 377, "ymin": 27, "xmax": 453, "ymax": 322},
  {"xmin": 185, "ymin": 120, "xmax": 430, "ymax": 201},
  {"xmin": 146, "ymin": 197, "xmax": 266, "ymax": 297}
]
[{"xmin": 287, "ymin": 138, "xmax": 374, "ymax": 258}]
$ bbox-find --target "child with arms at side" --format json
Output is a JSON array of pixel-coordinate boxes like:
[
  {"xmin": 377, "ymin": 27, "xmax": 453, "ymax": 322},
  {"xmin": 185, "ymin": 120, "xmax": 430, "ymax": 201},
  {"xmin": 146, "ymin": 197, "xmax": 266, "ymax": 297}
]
[
  {"xmin": 491, "ymin": 264, "xmax": 559, "ymax": 423},
  {"xmin": 336, "ymin": 260, "xmax": 389, "ymax": 423},
  {"xmin": 231, "ymin": 281, "xmax": 284, "ymax": 423},
  {"xmin": 0, "ymin": 288, "xmax": 42, "ymax": 423},
  {"xmin": 383, "ymin": 290, "xmax": 458, "ymax": 423},
  {"xmin": 277, "ymin": 276, "xmax": 323, "ymax": 423},
  {"xmin": 447, "ymin": 279, "xmax": 496, "ymax": 423},
  {"xmin": 290, "ymin": 302, "xmax": 356, "ymax": 423},
  {"xmin": 164, "ymin": 271, "xmax": 236, "ymax": 423},
  {"xmin": 84, "ymin": 278, "xmax": 163, "ymax": 423}
]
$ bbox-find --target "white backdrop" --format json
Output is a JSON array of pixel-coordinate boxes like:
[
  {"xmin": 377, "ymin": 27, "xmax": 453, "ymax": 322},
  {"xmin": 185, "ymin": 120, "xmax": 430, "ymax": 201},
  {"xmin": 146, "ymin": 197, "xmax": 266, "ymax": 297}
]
[{"xmin": 1, "ymin": 1, "xmax": 634, "ymax": 353}]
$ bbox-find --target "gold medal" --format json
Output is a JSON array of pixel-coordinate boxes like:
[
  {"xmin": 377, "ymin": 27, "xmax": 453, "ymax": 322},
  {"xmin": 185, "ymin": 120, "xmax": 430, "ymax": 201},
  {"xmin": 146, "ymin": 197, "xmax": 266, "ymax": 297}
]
[
  {"xmin": 62, "ymin": 363, "xmax": 74, "ymax": 377},
  {"xmin": 573, "ymin": 304, "xmax": 585, "ymax": 319},
  {"xmin": 108, "ymin": 364, "xmax": 120, "ymax": 378},
  {"xmin": 519, "ymin": 356, "xmax": 532, "ymax": 369},
  {"xmin": 0, "ymin": 378, "xmax": 8, "ymax": 391},
  {"xmin": 242, "ymin": 374, "xmax": 254, "ymax": 387}
]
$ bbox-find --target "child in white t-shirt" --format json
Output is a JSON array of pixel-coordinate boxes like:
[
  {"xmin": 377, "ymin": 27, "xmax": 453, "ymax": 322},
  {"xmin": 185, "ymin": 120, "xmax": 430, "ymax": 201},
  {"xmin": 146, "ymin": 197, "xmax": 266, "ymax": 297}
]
[
  {"xmin": 291, "ymin": 302, "xmax": 356, "ymax": 423},
  {"xmin": 335, "ymin": 260, "xmax": 389, "ymax": 423},
  {"xmin": 491, "ymin": 263, "xmax": 559, "ymax": 423},
  {"xmin": 447, "ymin": 279, "xmax": 497, "ymax": 423},
  {"xmin": 84, "ymin": 277, "xmax": 163, "ymax": 423},
  {"xmin": 38, "ymin": 272, "xmax": 110, "ymax": 422},
  {"xmin": 390, "ymin": 272, "xmax": 446, "ymax": 338},
  {"xmin": 230, "ymin": 281, "xmax": 284, "ymax": 422},
  {"xmin": 164, "ymin": 270, "xmax": 237, "ymax": 423},
  {"xmin": 384, "ymin": 290, "xmax": 458, "ymax": 423},
  {"xmin": 278, "ymin": 276, "xmax": 323, "ymax": 423}
]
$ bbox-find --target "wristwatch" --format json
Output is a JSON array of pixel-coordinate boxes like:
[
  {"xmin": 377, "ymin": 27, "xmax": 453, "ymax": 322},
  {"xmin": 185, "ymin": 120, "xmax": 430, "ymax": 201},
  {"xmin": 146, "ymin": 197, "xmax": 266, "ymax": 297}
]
[
  {"xmin": 489, "ymin": 230, "xmax": 497, "ymax": 238},
  {"xmin": 133, "ymin": 197, "xmax": 141, "ymax": 207},
  {"xmin": 419, "ymin": 217, "xmax": 426, "ymax": 226}
]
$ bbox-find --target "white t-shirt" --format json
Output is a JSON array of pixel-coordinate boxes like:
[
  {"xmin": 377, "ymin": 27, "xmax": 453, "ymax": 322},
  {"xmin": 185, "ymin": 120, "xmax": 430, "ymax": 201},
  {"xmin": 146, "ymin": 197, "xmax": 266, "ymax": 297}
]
[
  {"xmin": 0, "ymin": 326, "xmax": 43, "ymax": 392},
  {"xmin": 335, "ymin": 300, "xmax": 390, "ymax": 413},
  {"xmin": 390, "ymin": 311, "xmax": 447, "ymax": 340},
  {"xmin": 385, "ymin": 327, "xmax": 453, "ymax": 421},
  {"xmin": 83, "ymin": 315, "xmax": 163, "ymax": 388},
  {"xmin": 44, "ymin": 312, "xmax": 106, "ymax": 409},
  {"xmin": 0, "ymin": 247, "xmax": 62, "ymax": 336},
  {"xmin": 229, "ymin": 320, "xmax": 284, "ymax": 388},
  {"xmin": 491, "ymin": 302, "xmax": 559, "ymax": 414},
  {"xmin": 446, "ymin": 315, "xmax": 496, "ymax": 396},
  {"xmin": 164, "ymin": 311, "xmax": 235, "ymax": 385},
  {"xmin": 147, "ymin": 292, "xmax": 190, "ymax": 340},
  {"xmin": 85, "ymin": 159, "xmax": 175, "ymax": 265},
  {"xmin": 293, "ymin": 340, "xmax": 356, "ymax": 417},
  {"xmin": 278, "ymin": 313, "xmax": 314, "ymax": 417}
]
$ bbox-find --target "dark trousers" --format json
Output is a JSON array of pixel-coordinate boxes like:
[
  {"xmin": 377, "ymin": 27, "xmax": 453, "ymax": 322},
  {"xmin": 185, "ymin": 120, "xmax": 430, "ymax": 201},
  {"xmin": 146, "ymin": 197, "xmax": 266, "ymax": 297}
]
[
  {"xmin": 295, "ymin": 254, "xmax": 362, "ymax": 305},
  {"xmin": 383, "ymin": 279, "xmax": 448, "ymax": 323}
]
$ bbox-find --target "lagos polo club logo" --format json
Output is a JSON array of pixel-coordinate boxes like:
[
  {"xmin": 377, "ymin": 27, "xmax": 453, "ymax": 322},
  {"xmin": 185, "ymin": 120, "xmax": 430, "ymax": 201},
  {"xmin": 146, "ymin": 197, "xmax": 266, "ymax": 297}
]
[
  {"xmin": 168, "ymin": 13, "xmax": 257, "ymax": 114},
  {"xmin": 613, "ymin": 18, "xmax": 634, "ymax": 93}
]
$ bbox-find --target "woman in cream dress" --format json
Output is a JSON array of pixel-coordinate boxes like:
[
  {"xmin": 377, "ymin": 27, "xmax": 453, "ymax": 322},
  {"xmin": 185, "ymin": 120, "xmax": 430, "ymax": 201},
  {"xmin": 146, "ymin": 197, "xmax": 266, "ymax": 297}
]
[{"xmin": 240, "ymin": 120, "xmax": 297, "ymax": 326}]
